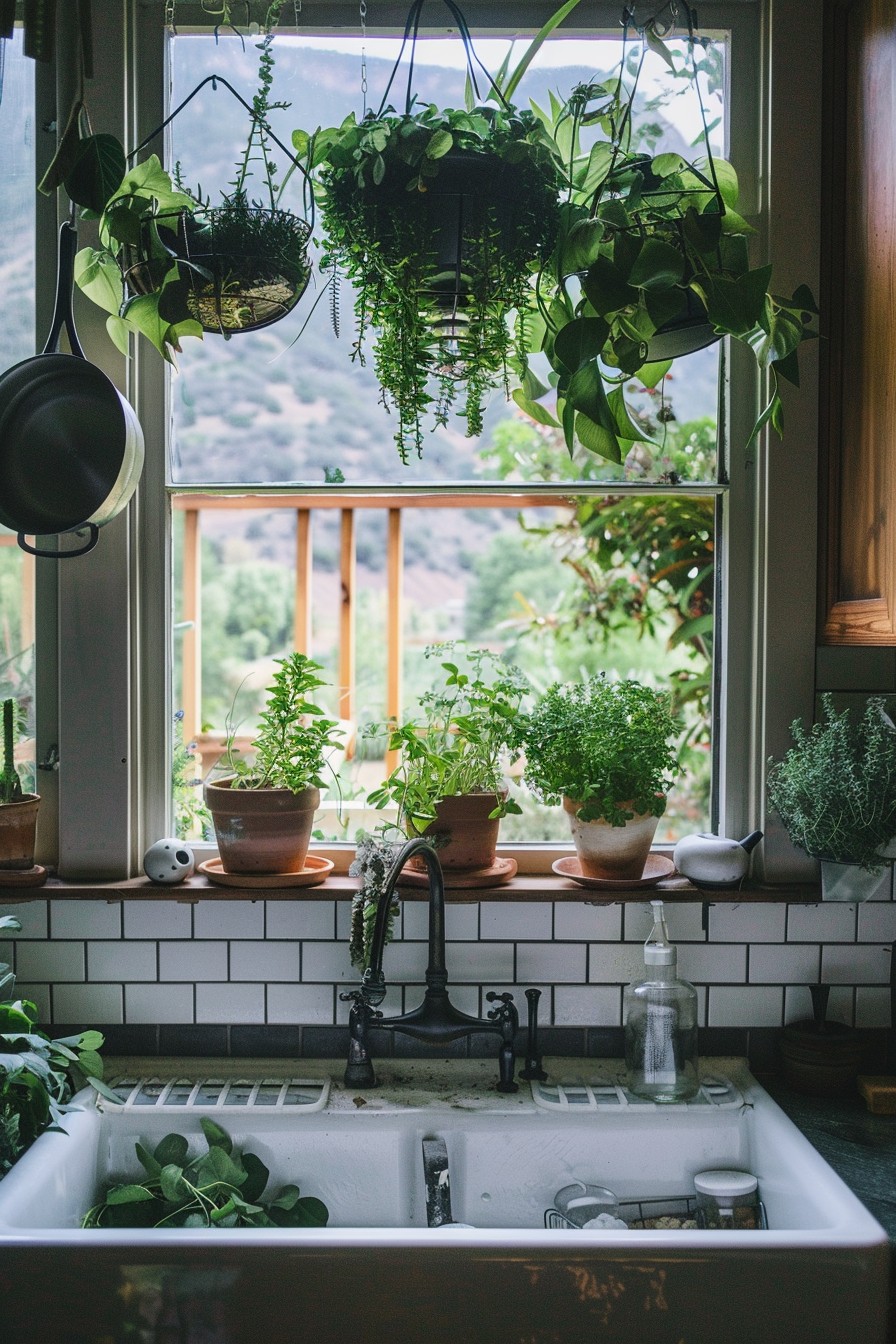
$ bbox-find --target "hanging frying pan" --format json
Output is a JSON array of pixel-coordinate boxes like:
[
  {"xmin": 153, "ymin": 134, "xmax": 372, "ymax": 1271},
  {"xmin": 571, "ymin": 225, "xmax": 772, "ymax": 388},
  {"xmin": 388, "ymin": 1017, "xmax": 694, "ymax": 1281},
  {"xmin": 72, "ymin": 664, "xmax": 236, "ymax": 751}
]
[{"xmin": 0, "ymin": 218, "xmax": 144, "ymax": 558}]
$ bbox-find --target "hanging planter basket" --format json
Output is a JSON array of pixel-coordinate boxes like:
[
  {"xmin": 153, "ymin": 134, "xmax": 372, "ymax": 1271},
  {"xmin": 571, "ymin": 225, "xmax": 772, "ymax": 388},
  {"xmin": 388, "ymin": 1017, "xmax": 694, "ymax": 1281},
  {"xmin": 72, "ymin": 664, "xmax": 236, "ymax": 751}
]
[
  {"xmin": 317, "ymin": 0, "xmax": 563, "ymax": 461},
  {"xmin": 121, "ymin": 73, "xmax": 314, "ymax": 339},
  {"xmin": 123, "ymin": 202, "xmax": 312, "ymax": 335}
]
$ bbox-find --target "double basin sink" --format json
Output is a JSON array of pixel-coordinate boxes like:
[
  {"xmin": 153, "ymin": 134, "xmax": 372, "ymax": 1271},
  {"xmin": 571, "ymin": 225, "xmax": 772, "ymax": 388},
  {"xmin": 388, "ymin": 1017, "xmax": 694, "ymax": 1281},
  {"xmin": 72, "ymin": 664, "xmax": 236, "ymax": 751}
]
[{"xmin": 0, "ymin": 1057, "xmax": 888, "ymax": 1342}]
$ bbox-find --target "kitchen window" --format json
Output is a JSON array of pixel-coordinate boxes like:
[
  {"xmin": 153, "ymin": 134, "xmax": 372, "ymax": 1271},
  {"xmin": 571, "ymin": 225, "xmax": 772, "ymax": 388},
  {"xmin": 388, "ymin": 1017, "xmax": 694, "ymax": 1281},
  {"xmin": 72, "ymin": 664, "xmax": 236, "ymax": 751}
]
[{"xmin": 19, "ymin": 0, "xmax": 821, "ymax": 882}]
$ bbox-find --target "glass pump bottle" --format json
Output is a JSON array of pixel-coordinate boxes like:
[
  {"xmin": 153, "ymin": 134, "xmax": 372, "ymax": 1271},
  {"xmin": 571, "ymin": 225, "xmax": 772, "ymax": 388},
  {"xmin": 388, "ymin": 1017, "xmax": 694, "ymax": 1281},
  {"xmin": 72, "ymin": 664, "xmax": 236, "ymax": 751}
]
[{"xmin": 624, "ymin": 900, "xmax": 699, "ymax": 1102}]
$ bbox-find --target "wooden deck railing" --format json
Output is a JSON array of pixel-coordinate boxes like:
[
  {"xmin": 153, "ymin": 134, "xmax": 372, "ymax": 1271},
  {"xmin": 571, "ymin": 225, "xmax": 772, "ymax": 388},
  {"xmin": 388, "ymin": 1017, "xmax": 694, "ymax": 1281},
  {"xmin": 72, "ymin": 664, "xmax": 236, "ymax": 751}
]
[{"xmin": 171, "ymin": 491, "xmax": 566, "ymax": 777}]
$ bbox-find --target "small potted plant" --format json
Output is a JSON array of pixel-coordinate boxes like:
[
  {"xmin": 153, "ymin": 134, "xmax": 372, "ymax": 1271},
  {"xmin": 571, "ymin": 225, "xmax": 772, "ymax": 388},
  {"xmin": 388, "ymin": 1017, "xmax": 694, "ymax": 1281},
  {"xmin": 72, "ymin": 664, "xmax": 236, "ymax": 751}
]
[
  {"xmin": 313, "ymin": 81, "xmax": 563, "ymax": 462},
  {"xmin": 521, "ymin": 675, "xmax": 680, "ymax": 880},
  {"xmin": 204, "ymin": 653, "xmax": 343, "ymax": 877},
  {"xmin": 767, "ymin": 695, "xmax": 896, "ymax": 901},
  {"xmin": 365, "ymin": 643, "xmax": 528, "ymax": 878},
  {"xmin": 0, "ymin": 699, "xmax": 40, "ymax": 874}
]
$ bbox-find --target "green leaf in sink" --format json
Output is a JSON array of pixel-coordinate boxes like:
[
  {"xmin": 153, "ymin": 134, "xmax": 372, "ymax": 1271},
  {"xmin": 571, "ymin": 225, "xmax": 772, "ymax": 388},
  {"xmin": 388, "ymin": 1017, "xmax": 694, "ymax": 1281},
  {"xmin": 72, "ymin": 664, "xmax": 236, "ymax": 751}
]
[{"xmin": 81, "ymin": 1119, "xmax": 329, "ymax": 1230}]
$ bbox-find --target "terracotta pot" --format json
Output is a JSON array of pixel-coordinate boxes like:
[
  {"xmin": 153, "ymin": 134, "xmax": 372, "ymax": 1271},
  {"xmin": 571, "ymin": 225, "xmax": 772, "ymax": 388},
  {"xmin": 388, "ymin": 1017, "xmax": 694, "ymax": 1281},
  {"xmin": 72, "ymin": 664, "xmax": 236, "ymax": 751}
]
[
  {"xmin": 410, "ymin": 791, "xmax": 505, "ymax": 872},
  {"xmin": 562, "ymin": 797, "xmax": 660, "ymax": 881},
  {"xmin": 203, "ymin": 778, "xmax": 320, "ymax": 875},
  {"xmin": 0, "ymin": 794, "xmax": 40, "ymax": 870}
]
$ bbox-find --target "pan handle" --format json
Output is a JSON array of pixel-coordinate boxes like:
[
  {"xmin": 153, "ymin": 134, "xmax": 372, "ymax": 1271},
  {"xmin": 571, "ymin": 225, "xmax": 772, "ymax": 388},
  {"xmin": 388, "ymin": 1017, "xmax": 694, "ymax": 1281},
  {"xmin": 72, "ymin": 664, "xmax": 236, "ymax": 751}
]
[
  {"xmin": 42, "ymin": 220, "xmax": 86, "ymax": 359},
  {"xmin": 17, "ymin": 525, "xmax": 99, "ymax": 559}
]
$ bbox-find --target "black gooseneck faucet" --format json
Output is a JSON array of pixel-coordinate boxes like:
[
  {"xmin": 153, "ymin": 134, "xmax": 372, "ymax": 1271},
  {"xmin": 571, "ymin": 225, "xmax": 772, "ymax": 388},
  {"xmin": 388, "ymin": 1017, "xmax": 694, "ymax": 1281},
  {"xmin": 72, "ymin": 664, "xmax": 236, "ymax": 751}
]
[{"xmin": 341, "ymin": 837, "xmax": 519, "ymax": 1092}]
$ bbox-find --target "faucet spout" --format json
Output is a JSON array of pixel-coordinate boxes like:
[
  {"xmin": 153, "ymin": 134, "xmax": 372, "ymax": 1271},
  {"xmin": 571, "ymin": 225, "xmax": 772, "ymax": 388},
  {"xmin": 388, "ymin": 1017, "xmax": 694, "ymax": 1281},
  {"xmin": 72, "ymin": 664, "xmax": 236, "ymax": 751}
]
[{"xmin": 342, "ymin": 837, "xmax": 518, "ymax": 1092}]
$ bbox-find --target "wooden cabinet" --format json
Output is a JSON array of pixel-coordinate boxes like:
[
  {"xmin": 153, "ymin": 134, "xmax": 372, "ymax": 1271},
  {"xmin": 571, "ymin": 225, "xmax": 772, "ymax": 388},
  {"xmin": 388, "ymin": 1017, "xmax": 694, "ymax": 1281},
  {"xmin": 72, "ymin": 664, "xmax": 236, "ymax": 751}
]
[{"xmin": 820, "ymin": 0, "xmax": 896, "ymax": 644}]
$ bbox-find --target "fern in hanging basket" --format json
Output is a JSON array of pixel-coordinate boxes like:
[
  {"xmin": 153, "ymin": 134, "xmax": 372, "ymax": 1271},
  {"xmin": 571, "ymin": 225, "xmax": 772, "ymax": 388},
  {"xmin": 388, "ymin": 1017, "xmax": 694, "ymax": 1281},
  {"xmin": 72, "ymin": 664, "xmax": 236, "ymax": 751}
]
[{"xmin": 314, "ymin": 98, "xmax": 562, "ymax": 463}]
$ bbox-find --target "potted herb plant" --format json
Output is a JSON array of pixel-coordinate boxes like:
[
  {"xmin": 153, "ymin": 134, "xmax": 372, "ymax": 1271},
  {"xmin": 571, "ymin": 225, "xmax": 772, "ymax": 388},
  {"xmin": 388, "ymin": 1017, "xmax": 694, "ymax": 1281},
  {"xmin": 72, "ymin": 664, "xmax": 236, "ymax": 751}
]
[
  {"xmin": 365, "ymin": 643, "xmax": 528, "ymax": 877},
  {"xmin": 521, "ymin": 675, "xmax": 680, "ymax": 881},
  {"xmin": 767, "ymin": 695, "xmax": 896, "ymax": 901},
  {"xmin": 517, "ymin": 19, "xmax": 817, "ymax": 462},
  {"xmin": 312, "ymin": 31, "xmax": 564, "ymax": 462},
  {"xmin": 0, "ymin": 699, "xmax": 39, "ymax": 874},
  {"xmin": 204, "ymin": 653, "xmax": 343, "ymax": 877}
]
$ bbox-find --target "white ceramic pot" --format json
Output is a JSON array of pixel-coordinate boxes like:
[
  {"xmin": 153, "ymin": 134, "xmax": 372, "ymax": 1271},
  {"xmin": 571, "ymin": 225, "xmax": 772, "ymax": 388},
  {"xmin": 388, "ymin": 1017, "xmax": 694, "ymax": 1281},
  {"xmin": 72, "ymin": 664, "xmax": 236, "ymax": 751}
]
[
  {"xmin": 562, "ymin": 797, "xmax": 659, "ymax": 881},
  {"xmin": 672, "ymin": 830, "xmax": 762, "ymax": 890}
]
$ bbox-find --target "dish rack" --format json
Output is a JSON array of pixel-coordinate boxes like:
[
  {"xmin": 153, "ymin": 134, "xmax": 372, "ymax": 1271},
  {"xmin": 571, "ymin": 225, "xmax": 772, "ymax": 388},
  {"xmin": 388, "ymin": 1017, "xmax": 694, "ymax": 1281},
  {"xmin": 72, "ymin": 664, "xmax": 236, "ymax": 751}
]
[
  {"xmin": 98, "ymin": 1076, "xmax": 331, "ymax": 1113},
  {"xmin": 544, "ymin": 1195, "xmax": 768, "ymax": 1230}
]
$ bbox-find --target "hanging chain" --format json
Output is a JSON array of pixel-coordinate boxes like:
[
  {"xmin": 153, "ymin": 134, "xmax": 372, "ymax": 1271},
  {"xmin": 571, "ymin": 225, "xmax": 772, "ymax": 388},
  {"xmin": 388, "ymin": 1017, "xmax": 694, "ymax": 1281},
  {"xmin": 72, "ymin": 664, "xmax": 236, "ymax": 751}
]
[
  {"xmin": 359, "ymin": 0, "xmax": 368, "ymax": 115},
  {"xmin": 165, "ymin": 0, "xmax": 177, "ymax": 34},
  {"xmin": 293, "ymin": 0, "xmax": 302, "ymax": 26}
]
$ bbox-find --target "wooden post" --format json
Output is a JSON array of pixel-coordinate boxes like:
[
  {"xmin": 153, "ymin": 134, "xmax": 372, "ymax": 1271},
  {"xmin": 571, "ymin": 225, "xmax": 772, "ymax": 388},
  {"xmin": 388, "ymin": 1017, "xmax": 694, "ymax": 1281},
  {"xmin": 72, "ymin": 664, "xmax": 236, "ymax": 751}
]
[
  {"xmin": 385, "ymin": 507, "xmax": 403, "ymax": 776},
  {"xmin": 294, "ymin": 507, "xmax": 312, "ymax": 654},
  {"xmin": 181, "ymin": 508, "xmax": 202, "ymax": 747},
  {"xmin": 339, "ymin": 509, "xmax": 356, "ymax": 747}
]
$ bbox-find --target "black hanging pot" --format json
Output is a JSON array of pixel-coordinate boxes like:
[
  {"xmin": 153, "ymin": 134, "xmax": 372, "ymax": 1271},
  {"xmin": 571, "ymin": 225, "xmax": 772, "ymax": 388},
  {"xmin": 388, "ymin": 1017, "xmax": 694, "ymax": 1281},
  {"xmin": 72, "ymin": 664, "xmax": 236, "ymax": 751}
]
[
  {"xmin": 644, "ymin": 288, "xmax": 720, "ymax": 363},
  {"xmin": 0, "ymin": 220, "xmax": 144, "ymax": 558}
]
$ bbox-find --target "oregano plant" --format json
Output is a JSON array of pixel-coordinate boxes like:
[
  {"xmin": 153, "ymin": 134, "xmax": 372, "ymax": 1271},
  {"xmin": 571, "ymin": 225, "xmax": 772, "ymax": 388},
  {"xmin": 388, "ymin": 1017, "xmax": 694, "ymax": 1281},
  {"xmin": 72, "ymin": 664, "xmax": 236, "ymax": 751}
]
[{"xmin": 226, "ymin": 653, "xmax": 343, "ymax": 794}]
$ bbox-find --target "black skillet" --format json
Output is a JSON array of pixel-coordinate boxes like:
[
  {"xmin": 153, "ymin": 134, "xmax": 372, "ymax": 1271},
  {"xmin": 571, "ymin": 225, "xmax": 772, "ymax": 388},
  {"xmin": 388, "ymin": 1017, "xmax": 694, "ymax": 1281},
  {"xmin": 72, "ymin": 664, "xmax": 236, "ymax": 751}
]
[{"xmin": 0, "ymin": 218, "xmax": 144, "ymax": 558}]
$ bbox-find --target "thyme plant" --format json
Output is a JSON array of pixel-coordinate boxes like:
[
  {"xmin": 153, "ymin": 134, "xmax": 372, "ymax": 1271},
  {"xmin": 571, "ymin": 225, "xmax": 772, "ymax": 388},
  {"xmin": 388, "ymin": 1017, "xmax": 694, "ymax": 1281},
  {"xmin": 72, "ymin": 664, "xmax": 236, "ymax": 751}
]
[
  {"xmin": 521, "ymin": 675, "xmax": 680, "ymax": 825},
  {"xmin": 767, "ymin": 695, "xmax": 896, "ymax": 871}
]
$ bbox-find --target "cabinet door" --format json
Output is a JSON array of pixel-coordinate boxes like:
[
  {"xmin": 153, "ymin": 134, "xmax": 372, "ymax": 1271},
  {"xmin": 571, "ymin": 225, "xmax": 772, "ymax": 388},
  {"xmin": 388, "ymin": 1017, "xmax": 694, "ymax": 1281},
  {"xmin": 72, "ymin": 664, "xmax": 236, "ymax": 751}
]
[{"xmin": 820, "ymin": 0, "xmax": 896, "ymax": 644}]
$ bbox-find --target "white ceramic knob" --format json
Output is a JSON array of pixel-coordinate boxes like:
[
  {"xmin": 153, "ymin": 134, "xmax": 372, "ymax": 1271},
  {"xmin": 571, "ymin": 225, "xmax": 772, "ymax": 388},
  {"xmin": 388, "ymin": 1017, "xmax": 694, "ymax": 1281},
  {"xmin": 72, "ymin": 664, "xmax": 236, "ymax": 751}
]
[{"xmin": 143, "ymin": 837, "xmax": 195, "ymax": 884}]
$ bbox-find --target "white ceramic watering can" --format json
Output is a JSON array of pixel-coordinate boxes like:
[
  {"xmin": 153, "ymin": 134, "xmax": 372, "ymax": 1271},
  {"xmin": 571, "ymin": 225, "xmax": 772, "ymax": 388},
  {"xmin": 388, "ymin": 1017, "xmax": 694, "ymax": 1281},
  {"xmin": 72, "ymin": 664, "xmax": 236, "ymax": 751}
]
[{"xmin": 672, "ymin": 830, "xmax": 763, "ymax": 890}]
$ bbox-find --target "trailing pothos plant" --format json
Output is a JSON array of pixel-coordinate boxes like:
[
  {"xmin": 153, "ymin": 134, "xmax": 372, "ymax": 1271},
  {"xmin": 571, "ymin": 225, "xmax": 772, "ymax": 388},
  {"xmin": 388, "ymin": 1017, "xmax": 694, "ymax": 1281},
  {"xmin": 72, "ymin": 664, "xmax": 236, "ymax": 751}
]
[
  {"xmin": 515, "ymin": 10, "xmax": 817, "ymax": 463},
  {"xmin": 82, "ymin": 1116, "xmax": 328, "ymax": 1229},
  {"xmin": 308, "ymin": 0, "xmax": 565, "ymax": 463},
  {"xmin": 365, "ymin": 642, "xmax": 528, "ymax": 832},
  {"xmin": 0, "ymin": 954, "xmax": 107, "ymax": 1177}
]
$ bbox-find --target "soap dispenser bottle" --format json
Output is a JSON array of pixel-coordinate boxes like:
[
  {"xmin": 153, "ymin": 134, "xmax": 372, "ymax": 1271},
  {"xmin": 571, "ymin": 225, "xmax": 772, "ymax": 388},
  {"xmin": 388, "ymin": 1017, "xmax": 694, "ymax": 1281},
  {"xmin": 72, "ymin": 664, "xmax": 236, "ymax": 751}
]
[{"xmin": 624, "ymin": 900, "xmax": 699, "ymax": 1102}]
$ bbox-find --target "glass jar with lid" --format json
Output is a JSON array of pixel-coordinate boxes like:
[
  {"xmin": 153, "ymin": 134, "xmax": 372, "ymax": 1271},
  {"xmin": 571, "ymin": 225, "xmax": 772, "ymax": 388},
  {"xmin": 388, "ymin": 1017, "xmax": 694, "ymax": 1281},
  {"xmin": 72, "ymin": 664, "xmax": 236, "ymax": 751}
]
[{"xmin": 694, "ymin": 1169, "xmax": 761, "ymax": 1229}]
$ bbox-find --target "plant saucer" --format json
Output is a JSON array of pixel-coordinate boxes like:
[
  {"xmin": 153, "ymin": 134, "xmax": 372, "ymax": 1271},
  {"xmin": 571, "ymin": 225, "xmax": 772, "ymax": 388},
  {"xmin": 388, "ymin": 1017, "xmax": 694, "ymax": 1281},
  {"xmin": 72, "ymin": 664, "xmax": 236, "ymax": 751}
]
[
  {"xmin": 551, "ymin": 853, "xmax": 675, "ymax": 890},
  {"xmin": 0, "ymin": 864, "xmax": 47, "ymax": 888},
  {"xmin": 398, "ymin": 856, "xmax": 518, "ymax": 890},
  {"xmin": 198, "ymin": 855, "xmax": 334, "ymax": 889}
]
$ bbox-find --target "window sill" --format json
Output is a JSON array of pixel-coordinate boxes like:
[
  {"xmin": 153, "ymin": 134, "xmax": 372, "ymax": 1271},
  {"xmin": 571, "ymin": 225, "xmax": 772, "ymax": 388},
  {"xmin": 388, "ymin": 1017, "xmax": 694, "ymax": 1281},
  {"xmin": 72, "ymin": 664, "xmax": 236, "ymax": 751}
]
[{"xmin": 0, "ymin": 872, "xmax": 824, "ymax": 903}]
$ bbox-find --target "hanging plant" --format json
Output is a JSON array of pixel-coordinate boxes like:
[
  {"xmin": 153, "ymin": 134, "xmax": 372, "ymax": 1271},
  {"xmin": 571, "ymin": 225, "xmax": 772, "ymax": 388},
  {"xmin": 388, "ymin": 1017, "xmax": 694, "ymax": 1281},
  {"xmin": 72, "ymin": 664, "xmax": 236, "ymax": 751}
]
[
  {"xmin": 516, "ymin": 4, "xmax": 817, "ymax": 463},
  {"xmin": 310, "ymin": 0, "xmax": 564, "ymax": 463},
  {"xmin": 52, "ymin": 12, "xmax": 314, "ymax": 358}
]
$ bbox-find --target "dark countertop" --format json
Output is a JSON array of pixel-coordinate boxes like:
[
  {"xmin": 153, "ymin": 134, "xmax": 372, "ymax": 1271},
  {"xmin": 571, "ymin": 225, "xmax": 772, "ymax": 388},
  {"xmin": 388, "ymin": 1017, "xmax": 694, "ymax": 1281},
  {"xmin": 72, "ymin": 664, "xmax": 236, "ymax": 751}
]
[{"xmin": 764, "ymin": 1077, "xmax": 896, "ymax": 1244}]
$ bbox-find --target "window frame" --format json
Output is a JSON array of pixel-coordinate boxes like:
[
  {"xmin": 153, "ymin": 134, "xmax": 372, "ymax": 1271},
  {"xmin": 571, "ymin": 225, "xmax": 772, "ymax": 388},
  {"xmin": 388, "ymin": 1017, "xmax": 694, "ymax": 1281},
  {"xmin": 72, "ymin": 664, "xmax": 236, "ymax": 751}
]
[{"xmin": 33, "ymin": 0, "xmax": 821, "ymax": 883}]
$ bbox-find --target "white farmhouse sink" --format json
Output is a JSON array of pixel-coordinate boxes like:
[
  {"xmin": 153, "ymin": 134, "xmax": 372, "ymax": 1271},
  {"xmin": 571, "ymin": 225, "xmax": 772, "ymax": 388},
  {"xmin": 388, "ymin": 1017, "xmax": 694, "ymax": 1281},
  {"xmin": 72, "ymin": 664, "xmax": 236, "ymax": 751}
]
[{"xmin": 0, "ymin": 1058, "xmax": 887, "ymax": 1344}]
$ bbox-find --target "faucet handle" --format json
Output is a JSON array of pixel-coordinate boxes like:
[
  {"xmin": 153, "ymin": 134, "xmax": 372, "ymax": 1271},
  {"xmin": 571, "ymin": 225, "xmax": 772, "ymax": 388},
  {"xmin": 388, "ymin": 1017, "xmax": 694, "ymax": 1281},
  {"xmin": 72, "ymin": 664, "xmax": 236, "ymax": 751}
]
[
  {"xmin": 486, "ymin": 991, "xmax": 518, "ymax": 1026},
  {"xmin": 339, "ymin": 988, "xmax": 383, "ymax": 1021}
]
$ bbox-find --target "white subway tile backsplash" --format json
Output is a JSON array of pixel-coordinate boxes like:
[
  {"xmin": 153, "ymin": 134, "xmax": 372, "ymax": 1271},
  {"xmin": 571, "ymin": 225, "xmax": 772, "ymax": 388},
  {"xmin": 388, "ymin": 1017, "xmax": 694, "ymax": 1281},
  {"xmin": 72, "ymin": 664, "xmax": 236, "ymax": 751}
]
[
  {"xmin": 822, "ymin": 943, "xmax": 889, "ymax": 985},
  {"xmin": 54, "ymin": 982, "xmax": 123, "ymax": 1024},
  {"xmin": 4, "ymin": 902, "xmax": 47, "ymax": 938},
  {"xmin": 267, "ymin": 983, "xmax": 334, "ymax": 1024},
  {"xmin": 403, "ymin": 902, "xmax": 477, "ymax": 941},
  {"xmin": 625, "ymin": 902, "xmax": 706, "ymax": 941},
  {"xmin": 51, "ymin": 901, "xmax": 121, "ymax": 939},
  {"xmin": 708, "ymin": 903, "xmax": 787, "ymax": 943},
  {"xmin": 786, "ymin": 904, "xmax": 856, "ymax": 942},
  {"xmin": 16, "ymin": 941, "xmax": 85, "ymax": 983},
  {"xmin": 123, "ymin": 901, "xmax": 192, "ymax": 939},
  {"xmin": 677, "ymin": 944, "xmax": 746, "ymax": 983},
  {"xmin": 159, "ymin": 941, "xmax": 227, "ymax": 982},
  {"xmin": 785, "ymin": 985, "xmax": 856, "ymax": 1026},
  {"xmin": 265, "ymin": 901, "xmax": 336, "ymax": 940},
  {"xmin": 749, "ymin": 943, "xmax": 820, "ymax": 985},
  {"xmin": 194, "ymin": 902, "xmax": 264, "ymax": 939},
  {"xmin": 230, "ymin": 940, "xmax": 301, "ymax": 982},
  {"xmin": 126, "ymin": 983, "xmax": 194, "ymax": 1023},
  {"xmin": 516, "ymin": 942, "xmax": 586, "ymax": 984},
  {"xmin": 553, "ymin": 902, "xmax": 622, "ymax": 941},
  {"xmin": 196, "ymin": 983, "xmax": 264, "ymax": 1023},
  {"xmin": 439, "ymin": 941, "xmax": 514, "ymax": 984},
  {"xmin": 708, "ymin": 986, "xmax": 783, "ymax": 1027},
  {"xmin": 589, "ymin": 942, "xmax": 647, "ymax": 985},
  {"xmin": 554, "ymin": 985, "xmax": 620, "ymax": 1026},
  {"xmin": 302, "ymin": 941, "xmax": 359, "ymax": 984},
  {"xmin": 13, "ymin": 982, "xmax": 50, "ymax": 1020},
  {"xmin": 479, "ymin": 902, "xmax": 552, "ymax": 941},
  {"xmin": 857, "ymin": 903, "xmax": 896, "ymax": 942},
  {"xmin": 87, "ymin": 940, "xmax": 157, "ymax": 982}
]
